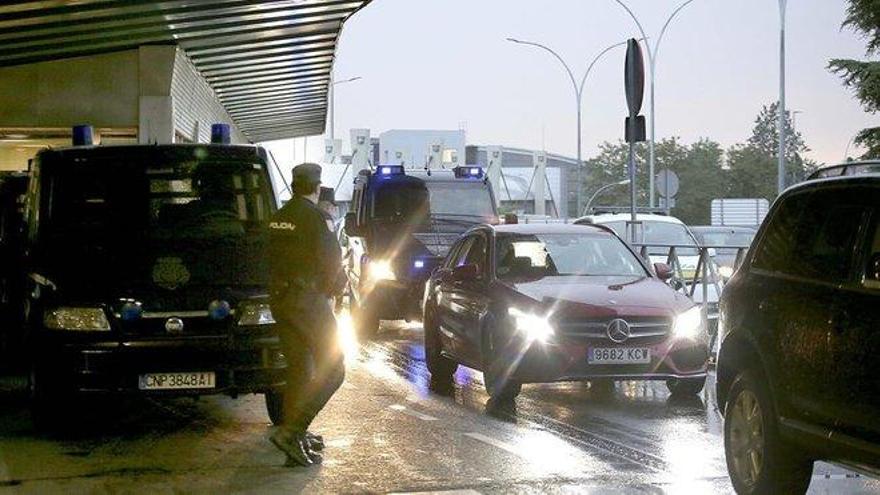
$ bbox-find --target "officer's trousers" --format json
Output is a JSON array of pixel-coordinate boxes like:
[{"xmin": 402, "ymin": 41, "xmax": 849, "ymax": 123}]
[{"xmin": 271, "ymin": 287, "xmax": 345, "ymax": 434}]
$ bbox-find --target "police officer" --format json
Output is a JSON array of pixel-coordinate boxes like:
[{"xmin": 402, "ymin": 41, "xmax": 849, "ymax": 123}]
[{"xmin": 267, "ymin": 163, "xmax": 345, "ymax": 467}]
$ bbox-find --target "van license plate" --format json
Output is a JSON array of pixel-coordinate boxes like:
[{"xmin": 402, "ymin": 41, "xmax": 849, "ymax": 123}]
[
  {"xmin": 138, "ymin": 372, "xmax": 216, "ymax": 390},
  {"xmin": 588, "ymin": 348, "xmax": 650, "ymax": 364}
]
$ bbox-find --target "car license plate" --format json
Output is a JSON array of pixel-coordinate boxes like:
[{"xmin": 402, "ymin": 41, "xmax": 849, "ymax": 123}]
[
  {"xmin": 588, "ymin": 348, "xmax": 650, "ymax": 364},
  {"xmin": 138, "ymin": 372, "xmax": 216, "ymax": 390}
]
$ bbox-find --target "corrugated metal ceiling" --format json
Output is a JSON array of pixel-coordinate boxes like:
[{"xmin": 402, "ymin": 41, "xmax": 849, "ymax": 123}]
[{"xmin": 0, "ymin": 0, "xmax": 372, "ymax": 142}]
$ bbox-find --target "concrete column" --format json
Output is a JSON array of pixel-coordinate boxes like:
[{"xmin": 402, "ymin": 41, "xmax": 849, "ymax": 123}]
[
  {"xmin": 138, "ymin": 95, "xmax": 174, "ymax": 144},
  {"xmin": 486, "ymin": 146, "xmax": 503, "ymax": 206},
  {"xmin": 324, "ymin": 138, "xmax": 342, "ymax": 163},
  {"xmin": 428, "ymin": 142, "xmax": 442, "ymax": 169},
  {"xmin": 350, "ymin": 128, "xmax": 371, "ymax": 176},
  {"xmin": 533, "ymin": 151, "xmax": 547, "ymax": 216}
]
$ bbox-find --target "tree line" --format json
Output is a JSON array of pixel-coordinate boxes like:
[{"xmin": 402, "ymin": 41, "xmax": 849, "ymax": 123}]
[{"xmin": 582, "ymin": 102, "xmax": 814, "ymax": 225}]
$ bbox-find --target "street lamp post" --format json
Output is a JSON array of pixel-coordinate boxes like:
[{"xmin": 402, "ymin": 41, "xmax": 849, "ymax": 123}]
[
  {"xmin": 507, "ymin": 37, "xmax": 634, "ymax": 216},
  {"xmin": 614, "ymin": 0, "xmax": 696, "ymax": 208},
  {"xmin": 328, "ymin": 74, "xmax": 362, "ymax": 141},
  {"xmin": 778, "ymin": 0, "xmax": 788, "ymax": 195},
  {"xmin": 582, "ymin": 179, "xmax": 631, "ymax": 216}
]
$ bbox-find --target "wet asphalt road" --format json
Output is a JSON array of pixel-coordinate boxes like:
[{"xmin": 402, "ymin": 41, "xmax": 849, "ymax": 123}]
[{"xmin": 0, "ymin": 321, "xmax": 877, "ymax": 494}]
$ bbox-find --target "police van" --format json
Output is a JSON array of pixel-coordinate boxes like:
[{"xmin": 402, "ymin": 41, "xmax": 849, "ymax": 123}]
[
  {"xmin": 13, "ymin": 125, "xmax": 289, "ymax": 426},
  {"xmin": 342, "ymin": 165, "xmax": 498, "ymax": 337}
]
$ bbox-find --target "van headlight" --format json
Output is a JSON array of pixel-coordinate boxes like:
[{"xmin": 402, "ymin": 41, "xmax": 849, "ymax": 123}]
[
  {"xmin": 368, "ymin": 259, "xmax": 397, "ymax": 282},
  {"xmin": 673, "ymin": 306, "xmax": 703, "ymax": 340},
  {"xmin": 508, "ymin": 307, "xmax": 554, "ymax": 343},
  {"xmin": 44, "ymin": 307, "xmax": 111, "ymax": 332},
  {"xmin": 237, "ymin": 302, "xmax": 275, "ymax": 326}
]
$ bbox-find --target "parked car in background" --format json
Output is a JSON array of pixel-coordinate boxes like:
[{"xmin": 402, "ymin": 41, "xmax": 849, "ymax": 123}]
[
  {"xmin": 690, "ymin": 226, "xmax": 756, "ymax": 279},
  {"xmin": 717, "ymin": 174, "xmax": 880, "ymax": 494},
  {"xmin": 423, "ymin": 223, "xmax": 709, "ymax": 402}
]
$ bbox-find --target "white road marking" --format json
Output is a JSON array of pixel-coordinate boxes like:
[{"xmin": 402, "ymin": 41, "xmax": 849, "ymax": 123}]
[
  {"xmin": 464, "ymin": 432, "xmax": 522, "ymax": 458},
  {"xmin": 390, "ymin": 491, "xmax": 481, "ymax": 495},
  {"xmin": 389, "ymin": 404, "xmax": 438, "ymax": 421},
  {"xmin": 812, "ymin": 473, "xmax": 863, "ymax": 480}
]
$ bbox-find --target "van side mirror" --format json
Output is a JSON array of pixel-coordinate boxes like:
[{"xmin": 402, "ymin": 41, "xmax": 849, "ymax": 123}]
[
  {"xmin": 654, "ymin": 262, "xmax": 674, "ymax": 281},
  {"xmin": 344, "ymin": 212, "xmax": 362, "ymax": 237},
  {"xmin": 452, "ymin": 264, "xmax": 480, "ymax": 282},
  {"xmin": 868, "ymin": 253, "xmax": 880, "ymax": 282}
]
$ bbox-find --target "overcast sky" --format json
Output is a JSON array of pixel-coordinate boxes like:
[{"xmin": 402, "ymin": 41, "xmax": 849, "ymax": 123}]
[{"xmin": 264, "ymin": 0, "xmax": 876, "ymax": 167}]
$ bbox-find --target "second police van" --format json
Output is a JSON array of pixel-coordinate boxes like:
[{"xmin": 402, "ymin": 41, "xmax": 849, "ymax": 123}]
[{"xmin": 342, "ymin": 165, "xmax": 498, "ymax": 337}]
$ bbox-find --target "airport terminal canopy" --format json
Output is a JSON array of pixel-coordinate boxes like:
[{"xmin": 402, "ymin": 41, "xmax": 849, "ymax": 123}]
[{"xmin": 0, "ymin": 0, "xmax": 371, "ymax": 142}]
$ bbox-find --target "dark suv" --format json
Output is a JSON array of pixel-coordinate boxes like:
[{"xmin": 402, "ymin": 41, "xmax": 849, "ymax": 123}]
[{"xmin": 716, "ymin": 174, "xmax": 880, "ymax": 494}]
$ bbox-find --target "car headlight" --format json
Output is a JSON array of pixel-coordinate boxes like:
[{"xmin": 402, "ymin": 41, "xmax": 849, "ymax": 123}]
[
  {"xmin": 718, "ymin": 265, "xmax": 734, "ymax": 279},
  {"xmin": 237, "ymin": 301, "xmax": 275, "ymax": 326},
  {"xmin": 508, "ymin": 307, "xmax": 554, "ymax": 343},
  {"xmin": 44, "ymin": 307, "xmax": 111, "ymax": 332},
  {"xmin": 368, "ymin": 259, "xmax": 397, "ymax": 282},
  {"xmin": 673, "ymin": 306, "xmax": 703, "ymax": 340}
]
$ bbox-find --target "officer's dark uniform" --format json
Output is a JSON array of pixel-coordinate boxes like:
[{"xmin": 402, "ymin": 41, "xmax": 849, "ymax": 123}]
[{"xmin": 267, "ymin": 163, "xmax": 344, "ymax": 467}]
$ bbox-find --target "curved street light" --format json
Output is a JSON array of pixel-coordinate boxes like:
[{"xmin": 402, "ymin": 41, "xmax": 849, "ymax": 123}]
[
  {"xmin": 613, "ymin": 0, "xmax": 697, "ymax": 208},
  {"xmin": 506, "ymin": 37, "xmax": 641, "ymax": 215},
  {"xmin": 328, "ymin": 75, "xmax": 362, "ymax": 141},
  {"xmin": 582, "ymin": 178, "xmax": 631, "ymax": 216}
]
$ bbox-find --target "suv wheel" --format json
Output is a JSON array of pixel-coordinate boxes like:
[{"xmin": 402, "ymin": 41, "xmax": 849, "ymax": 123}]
[
  {"xmin": 264, "ymin": 390, "xmax": 286, "ymax": 426},
  {"xmin": 724, "ymin": 370, "xmax": 813, "ymax": 494},
  {"xmin": 666, "ymin": 376, "xmax": 706, "ymax": 396},
  {"xmin": 424, "ymin": 307, "xmax": 457, "ymax": 387},
  {"xmin": 352, "ymin": 299, "xmax": 380, "ymax": 340},
  {"xmin": 482, "ymin": 316, "xmax": 521, "ymax": 402}
]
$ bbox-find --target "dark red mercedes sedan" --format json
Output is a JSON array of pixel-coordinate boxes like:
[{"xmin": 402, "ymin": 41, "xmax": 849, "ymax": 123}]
[{"xmin": 422, "ymin": 223, "xmax": 709, "ymax": 401}]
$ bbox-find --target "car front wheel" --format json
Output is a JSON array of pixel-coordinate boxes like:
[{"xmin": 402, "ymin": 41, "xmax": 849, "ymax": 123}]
[
  {"xmin": 424, "ymin": 307, "xmax": 457, "ymax": 387},
  {"xmin": 724, "ymin": 370, "xmax": 813, "ymax": 495},
  {"xmin": 482, "ymin": 316, "xmax": 522, "ymax": 402}
]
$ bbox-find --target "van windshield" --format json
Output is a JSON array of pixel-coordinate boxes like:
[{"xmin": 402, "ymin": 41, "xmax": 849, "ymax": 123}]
[{"xmin": 38, "ymin": 149, "xmax": 273, "ymax": 289}]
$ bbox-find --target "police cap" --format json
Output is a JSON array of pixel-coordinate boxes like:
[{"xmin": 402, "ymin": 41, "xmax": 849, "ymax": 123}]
[
  {"xmin": 292, "ymin": 162, "xmax": 322, "ymax": 186},
  {"xmin": 319, "ymin": 186, "xmax": 336, "ymax": 205}
]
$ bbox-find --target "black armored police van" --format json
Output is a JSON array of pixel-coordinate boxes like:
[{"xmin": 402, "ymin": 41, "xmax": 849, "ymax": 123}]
[
  {"xmin": 0, "ymin": 171, "xmax": 28, "ymax": 365},
  {"xmin": 342, "ymin": 165, "xmax": 498, "ymax": 337},
  {"xmin": 16, "ymin": 125, "xmax": 289, "ymax": 426}
]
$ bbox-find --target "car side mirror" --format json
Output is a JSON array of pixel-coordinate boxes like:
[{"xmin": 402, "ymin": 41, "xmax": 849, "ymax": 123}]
[
  {"xmin": 344, "ymin": 212, "xmax": 362, "ymax": 237},
  {"xmin": 452, "ymin": 264, "xmax": 480, "ymax": 282},
  {"xmin": 654, "ymin": 262, "xmax": 674, "ymax": 281}
]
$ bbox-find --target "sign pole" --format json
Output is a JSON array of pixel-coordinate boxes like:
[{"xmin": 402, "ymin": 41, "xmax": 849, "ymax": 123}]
[{"xmin": 623, "ymin": 38, "xmax": 647, "ymax": 243}]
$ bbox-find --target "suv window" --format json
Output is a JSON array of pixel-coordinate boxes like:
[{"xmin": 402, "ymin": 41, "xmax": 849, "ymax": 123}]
[
  {"xmin": 753, "ymin": 191, "xmax": 866, "ymax": 283},
  {"xmin": 863, "ymin": 213, "xmax": 880, "ymax": 290}
]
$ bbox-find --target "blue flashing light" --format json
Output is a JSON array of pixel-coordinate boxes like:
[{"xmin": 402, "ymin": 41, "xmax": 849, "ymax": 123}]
[
  {"xmin": 379, "ymin": 165, "xmax": 405, "ymax": 176},
  {"xmin": 211, "ymin": 123, "xmax": 231, "ymax": 144},
  {"xmin": 209, "ymin": 300, "xmax": 232, "ymax": 320},
  {"xmin": 120, "ymin": 301, "xmax": 143, "ymax": 322},
  {"xmin": 454, "ymin": 166, "xmax": 484, "ymax": 179},
  {"xmin": 413, "ymin": 259, "xmax": 425, "ymax": 269},
  {"xmin": 72, "ymin": 125, "xmax": 94, "ymax": 146}
]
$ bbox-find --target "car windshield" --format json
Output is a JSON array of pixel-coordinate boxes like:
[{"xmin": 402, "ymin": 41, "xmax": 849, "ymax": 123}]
[
  {"xmin": 371, "ymin": 183, "xmax": 429, "ymax": 221},
  {"xmin": 39, "ymin": 150, "xmax": 273, "ymax": 288},
  {"xmin": 426, "ymin": 181, "xmax": 495, "ymax": 218},
  {"xmin": 45, "ymin": 158, "xmax": 270, "ymax": 241},
  {"xmin": 697, "ymin": 231, "xmax": 755, "ymax": 254},
  {"xmin": 495, "ymin": 233, "xmax": 647, "ymax": 279},
  {"xmin": 601, "ymin": 220, "xmax": 699, "ymax": 256}
]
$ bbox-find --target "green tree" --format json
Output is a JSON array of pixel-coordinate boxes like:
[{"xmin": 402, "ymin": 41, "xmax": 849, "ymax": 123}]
[
  {"xmin": 725, "ymin": 102, "xmax": 816, "ymax": 200},
  {"xmin": 828, "ymin": 0, "xmax": 880, "ymax": 158},
  {"xmin": 583, "ymin": 137, "xmax": 724, "ymax": 224}
]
